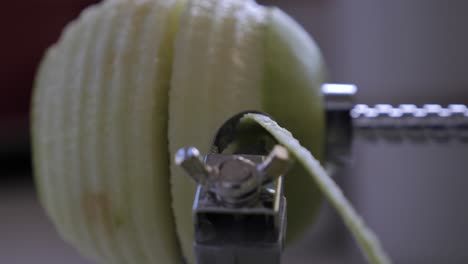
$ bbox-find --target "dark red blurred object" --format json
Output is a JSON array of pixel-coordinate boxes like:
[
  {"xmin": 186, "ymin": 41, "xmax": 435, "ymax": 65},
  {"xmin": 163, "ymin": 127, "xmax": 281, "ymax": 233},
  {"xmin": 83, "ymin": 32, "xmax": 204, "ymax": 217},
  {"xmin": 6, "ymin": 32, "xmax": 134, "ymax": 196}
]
[
  {"xmin": 0, "ymin": 1, "xmax": 99, "ymax": 177},
  {"xmin": 0, "ymin": 1, "xmax": 99, "ymax": 119}
]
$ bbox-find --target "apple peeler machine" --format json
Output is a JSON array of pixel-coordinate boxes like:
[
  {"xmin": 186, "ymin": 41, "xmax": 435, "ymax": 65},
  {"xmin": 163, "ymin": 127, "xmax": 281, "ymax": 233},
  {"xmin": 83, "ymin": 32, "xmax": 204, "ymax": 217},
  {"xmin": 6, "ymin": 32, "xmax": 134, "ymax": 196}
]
[{"xmin": 174, "ymin": 84, "xmax": 468, "ymax": 264}]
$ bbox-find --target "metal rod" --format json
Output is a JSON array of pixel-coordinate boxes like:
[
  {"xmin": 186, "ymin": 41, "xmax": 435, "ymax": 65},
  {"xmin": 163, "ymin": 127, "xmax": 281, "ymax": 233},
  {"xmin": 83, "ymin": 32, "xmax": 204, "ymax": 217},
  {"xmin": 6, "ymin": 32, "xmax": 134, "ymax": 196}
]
[{"xmin": 351, "ymin": 104, "xmax": 468, "ymax": 142}]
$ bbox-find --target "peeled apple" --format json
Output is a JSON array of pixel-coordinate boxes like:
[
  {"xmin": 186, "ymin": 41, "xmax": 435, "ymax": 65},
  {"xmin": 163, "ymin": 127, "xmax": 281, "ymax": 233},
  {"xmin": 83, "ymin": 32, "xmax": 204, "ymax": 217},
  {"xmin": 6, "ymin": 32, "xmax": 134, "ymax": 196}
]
[{"xmin": 31, "ymin": 0, "xmax": 370, "ymax": 263}]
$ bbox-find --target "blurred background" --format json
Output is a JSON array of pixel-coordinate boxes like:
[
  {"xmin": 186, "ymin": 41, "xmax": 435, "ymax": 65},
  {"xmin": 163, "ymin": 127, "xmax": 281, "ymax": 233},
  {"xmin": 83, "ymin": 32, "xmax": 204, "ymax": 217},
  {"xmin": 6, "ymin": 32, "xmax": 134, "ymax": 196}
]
[{"xmin": 1, "ymin": 0, "xmax": 467, "ymax": 263}]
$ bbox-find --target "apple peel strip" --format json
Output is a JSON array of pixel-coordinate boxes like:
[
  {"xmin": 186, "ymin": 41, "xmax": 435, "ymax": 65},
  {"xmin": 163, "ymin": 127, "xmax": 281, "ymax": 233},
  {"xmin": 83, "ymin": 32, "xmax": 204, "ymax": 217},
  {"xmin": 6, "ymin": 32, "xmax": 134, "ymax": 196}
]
[{"xmin": 242, "ymin": 113, "xmax": 391, "ymax": 264}]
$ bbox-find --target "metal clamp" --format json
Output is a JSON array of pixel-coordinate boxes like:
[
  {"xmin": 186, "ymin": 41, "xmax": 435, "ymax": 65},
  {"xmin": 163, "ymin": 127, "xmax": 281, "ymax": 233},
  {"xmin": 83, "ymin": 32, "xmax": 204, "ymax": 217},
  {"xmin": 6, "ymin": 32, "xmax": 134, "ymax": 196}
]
[{"xmin": 175, "ymin": 112, "xmax": 291, "ymax": 264}]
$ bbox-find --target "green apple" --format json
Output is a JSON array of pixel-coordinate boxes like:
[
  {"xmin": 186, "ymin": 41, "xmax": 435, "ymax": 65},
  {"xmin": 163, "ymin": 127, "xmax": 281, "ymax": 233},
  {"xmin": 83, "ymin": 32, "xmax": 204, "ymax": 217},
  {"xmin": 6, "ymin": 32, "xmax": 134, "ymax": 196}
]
[{"xmin": 31, "ymin": 0, "xmax": 345, "ymax": 263}]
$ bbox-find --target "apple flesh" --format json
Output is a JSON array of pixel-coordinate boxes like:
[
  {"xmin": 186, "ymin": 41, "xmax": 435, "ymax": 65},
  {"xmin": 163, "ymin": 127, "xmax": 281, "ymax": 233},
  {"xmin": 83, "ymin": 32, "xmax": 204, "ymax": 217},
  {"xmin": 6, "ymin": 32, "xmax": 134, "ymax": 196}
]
[{"xmin": 32, "ymin": 0, "xmax": 325, "ymax": 263}]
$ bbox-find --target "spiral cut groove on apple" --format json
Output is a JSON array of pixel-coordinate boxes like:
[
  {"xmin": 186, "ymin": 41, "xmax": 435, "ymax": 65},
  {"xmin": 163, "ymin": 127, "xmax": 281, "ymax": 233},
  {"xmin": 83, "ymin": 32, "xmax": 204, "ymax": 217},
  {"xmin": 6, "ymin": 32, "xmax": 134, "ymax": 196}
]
[
  {"xmin": 33, "ymin": 0, "xmax": 184, "ymax": 262},
  {"xmin": 32, "ymin": 0, "xmax": 389, "ymax": 263}
]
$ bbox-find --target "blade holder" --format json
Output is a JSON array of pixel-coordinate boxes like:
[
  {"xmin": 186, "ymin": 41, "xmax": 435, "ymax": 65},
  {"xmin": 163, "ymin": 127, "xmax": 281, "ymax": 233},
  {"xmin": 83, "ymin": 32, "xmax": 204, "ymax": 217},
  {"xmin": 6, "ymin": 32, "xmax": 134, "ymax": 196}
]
[
  {"xmin": 176, "ymin": 145, "xmax": 290, "ymax": 208},
  {"xmin": 175, "ymin": 112, "xmax": 292, "ymax": 264}
]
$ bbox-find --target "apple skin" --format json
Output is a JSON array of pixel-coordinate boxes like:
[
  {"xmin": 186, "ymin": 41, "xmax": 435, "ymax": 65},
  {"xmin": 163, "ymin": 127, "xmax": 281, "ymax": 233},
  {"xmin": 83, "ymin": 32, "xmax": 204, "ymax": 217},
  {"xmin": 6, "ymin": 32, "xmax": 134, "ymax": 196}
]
[{"xmin": 32, "ymin": 0, "xmax": 326, "ymax": 263}]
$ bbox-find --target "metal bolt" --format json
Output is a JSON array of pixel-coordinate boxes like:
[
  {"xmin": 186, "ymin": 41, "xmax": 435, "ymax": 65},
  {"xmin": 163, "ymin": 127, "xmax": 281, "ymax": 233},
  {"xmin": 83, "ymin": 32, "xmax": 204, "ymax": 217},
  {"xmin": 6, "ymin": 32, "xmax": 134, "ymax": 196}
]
[{"xmin": 215, "ymin": 157, "xmax": 260, "ymax": 206}]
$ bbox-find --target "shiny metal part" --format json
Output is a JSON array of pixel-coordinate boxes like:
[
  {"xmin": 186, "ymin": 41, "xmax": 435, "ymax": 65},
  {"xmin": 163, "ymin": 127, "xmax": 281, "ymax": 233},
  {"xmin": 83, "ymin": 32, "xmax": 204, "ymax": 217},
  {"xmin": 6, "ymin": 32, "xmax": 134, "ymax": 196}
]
[
  {"xmin": 175, "ymin": 112, "xmax": 291, "ymax": 264},
  {"xmin": 193, "ymin": 170, "xmax": 286, "ymax": 264},
  {"xmin": 210, "ymin": 155, "xmax": 261, "ymax": 207},
  {"xmin": 180, "ymin": 150, "xmax": 288, "ymax": 264},
  {"xmin": 176, "ymin": 145, "xmax": 291, "ymax": 208},
  {"xmin": 175, "ymin": 147, "xmax": 217, "ymax": 186},
  {"xmin": 322, "ymin": 83, "xmax": 468, "ymax": 169},
  {"xmin": 322, "ymin": 84, "xmax": 355, "ymax": 170},
  {"xmin": 322, "ymin": 83, "xmax": 357, "ymax": 111},
  {"xmin": 351, "ymin": 103, "xmax": 468, "ymax": 141},
  {"xmin": 257, "ymin": 145, "xmax": 292, "ymax": 184}
]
